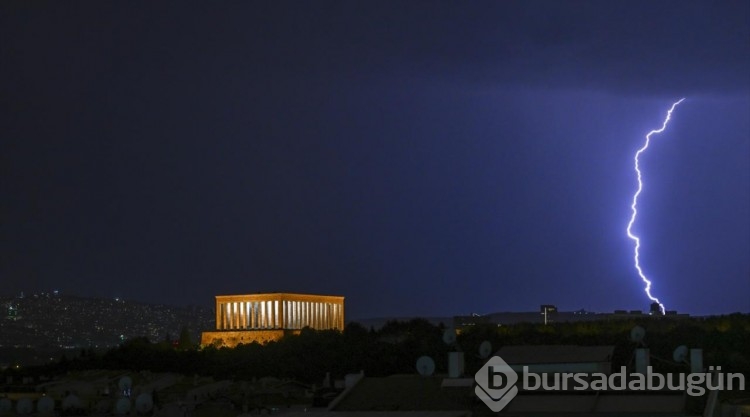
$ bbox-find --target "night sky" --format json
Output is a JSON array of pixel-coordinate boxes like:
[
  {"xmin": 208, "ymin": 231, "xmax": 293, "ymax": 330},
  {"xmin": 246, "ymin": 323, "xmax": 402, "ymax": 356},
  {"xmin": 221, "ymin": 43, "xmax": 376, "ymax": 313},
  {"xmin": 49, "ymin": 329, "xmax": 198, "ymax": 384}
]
[{"xmin": 2, "ymin": 1, "xmax": 748, "ymax": 319}]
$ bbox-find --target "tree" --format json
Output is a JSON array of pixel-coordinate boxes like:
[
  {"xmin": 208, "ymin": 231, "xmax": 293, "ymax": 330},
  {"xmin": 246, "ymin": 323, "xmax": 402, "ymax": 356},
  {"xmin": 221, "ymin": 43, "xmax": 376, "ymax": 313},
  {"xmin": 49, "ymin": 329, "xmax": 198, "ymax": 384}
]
[{"xmin": 178, "ymin": 326, "xmax": 193, "ymax": 350}]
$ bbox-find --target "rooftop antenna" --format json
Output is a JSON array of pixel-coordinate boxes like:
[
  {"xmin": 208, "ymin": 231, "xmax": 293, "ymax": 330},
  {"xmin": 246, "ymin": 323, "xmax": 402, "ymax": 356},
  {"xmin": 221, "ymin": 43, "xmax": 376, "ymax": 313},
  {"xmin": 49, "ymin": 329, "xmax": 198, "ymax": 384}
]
[
  {"xmin": 416, "ymin": 356, "xmax": 435, "ymax": 376},
  {"xmin": 629, "ymin": 325, "xmax": 646, "ymax": 345},
  {"xmin": 62, "ymin": 394, "xmax": 82, "ymax": 411},
  {"xmin": 0, "ymin": 399, "xmax": 11, "ymax": 413},
  {"xmin": 442, "ymin": 329, "xmax": 457, "ymax": 347},
  {"xmin": 118, "ymin": 376, "xmax": 133, "ymax": 397},
  {"xmin": 672, "ymin": 345, "xmax": 689, "ymax": 363},
  {"xmin": 442, "ymin": 328, "xmax": 465, "ymax": 377},
  {"xmin": 37, "ymin": 397, "xmax": 54, "ymax": 414},
  {"xmin": 135, "ymin": 393, "xmax": 153, "ymax": 414},
  {"xmin": 16, "ymin": 398, "xmax": 32, "ymax": 415},
  {"xmin": 630, "ymin": 326, "xmax": 649, "ymax": 374},
  {"xmin": 115, "ymin": 398, "xmax": 131, "ymax": 415},
  {"xmin": 478, "ymin": 340, "xmax": 493, "ymax": 359}
]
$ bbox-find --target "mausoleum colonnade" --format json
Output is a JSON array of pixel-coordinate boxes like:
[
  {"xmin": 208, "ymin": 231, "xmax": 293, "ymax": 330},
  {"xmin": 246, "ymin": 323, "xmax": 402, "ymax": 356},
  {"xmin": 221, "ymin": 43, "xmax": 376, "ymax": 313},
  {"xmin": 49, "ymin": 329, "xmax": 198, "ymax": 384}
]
[{"xmin": 215, "ymin": 293, "xmax": 344, "ymax": 331}]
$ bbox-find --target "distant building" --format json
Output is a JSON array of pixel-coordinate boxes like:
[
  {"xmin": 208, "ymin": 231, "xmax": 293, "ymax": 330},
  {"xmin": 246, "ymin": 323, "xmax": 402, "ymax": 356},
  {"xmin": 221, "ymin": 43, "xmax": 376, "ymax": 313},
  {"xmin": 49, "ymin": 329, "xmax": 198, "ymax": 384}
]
[
  {"xmin": 497, "ymin": 345, "xmax": 615, "ymax": 374},
  {"xmin": 540, "ymin": 304, "xmax": 557, "ymax": 324},
  {"xmin": 453, "ymin": 314, "xmax": 490, "ymax": 334},
  {"xmin": 6, "ymin": 303, "xmax": 18, "ymax": 319},
  {"xmin": 650, "ymin": 302, "xmax": 663, "ymax": 315},
  {"xmin": 200, "ymin": 293, "xmax": 345, "ymax": 348}
]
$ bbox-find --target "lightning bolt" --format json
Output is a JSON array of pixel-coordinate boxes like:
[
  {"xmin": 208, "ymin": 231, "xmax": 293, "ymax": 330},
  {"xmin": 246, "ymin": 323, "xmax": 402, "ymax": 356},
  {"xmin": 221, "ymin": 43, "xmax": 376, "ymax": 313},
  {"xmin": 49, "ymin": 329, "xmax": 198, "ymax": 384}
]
[{"xmin": 626, "ymin": 98, "xmax": 685, "ymax": 315}]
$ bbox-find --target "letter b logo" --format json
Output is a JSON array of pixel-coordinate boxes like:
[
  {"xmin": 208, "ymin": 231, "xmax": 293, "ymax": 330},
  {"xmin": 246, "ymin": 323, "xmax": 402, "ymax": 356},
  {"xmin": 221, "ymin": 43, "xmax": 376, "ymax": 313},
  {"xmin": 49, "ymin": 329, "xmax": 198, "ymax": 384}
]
[{"xmin": 475, "ymin": 356, "xmax": 519, "ymax": 412}]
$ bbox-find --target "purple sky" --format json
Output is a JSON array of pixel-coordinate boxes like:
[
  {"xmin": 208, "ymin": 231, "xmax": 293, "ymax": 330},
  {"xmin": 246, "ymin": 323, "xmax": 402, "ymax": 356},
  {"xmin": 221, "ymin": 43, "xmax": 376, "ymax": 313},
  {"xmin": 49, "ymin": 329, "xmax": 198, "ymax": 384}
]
[{"xmin": 2, "ymin": 1, "xmax": 748, "ymax": 318}]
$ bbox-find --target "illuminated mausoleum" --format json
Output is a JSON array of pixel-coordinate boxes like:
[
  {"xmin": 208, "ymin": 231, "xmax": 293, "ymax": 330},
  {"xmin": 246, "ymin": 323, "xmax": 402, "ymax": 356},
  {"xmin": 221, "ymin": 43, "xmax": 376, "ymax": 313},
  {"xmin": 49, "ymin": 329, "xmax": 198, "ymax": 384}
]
[{"xmin": 201, "ymin": 292, "xmax": 345, "ymax": 348}]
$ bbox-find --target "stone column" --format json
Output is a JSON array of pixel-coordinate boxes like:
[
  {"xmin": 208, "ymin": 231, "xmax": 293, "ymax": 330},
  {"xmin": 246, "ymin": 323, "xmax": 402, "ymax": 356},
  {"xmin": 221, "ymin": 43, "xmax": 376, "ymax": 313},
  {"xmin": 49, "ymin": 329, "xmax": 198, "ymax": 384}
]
[
  {"xmin": 259, "ymin": 300, "xmax": 264, "ymax": 329},
  {"xmin": 267, "ymin": 300, "xmax": 271, "ymax": 329},
  {"xmin": 251, "ymin": 301, "xmax": 256, "ymax": 329},
  {"xmin": 247, "ymin": 301, "xmax": 255, "ymax": 329},
  {"xmin": 281, "ymin": 301, "xmax": 286, "ymax": 328},
  {"xmin": 273, "ymin": 300, "xmax": 279, "ymax": 329},
  {"xmin": 294, "ymin": 301, "xmax": 302, "ymax": 329},
  {"xmin": 262, "ymin": 300, "xmax": 267, "ymax": 329},
  {"xmin": 241, "ymin": 301, "xmax": 249, "ymax": 329},
  {"xmin": 216, "ymin": 303, "xmax": 221, "ymax": 330},
  {"xmin": 266, "ymin": 300, "xmax": 272, "ymax": 329},
  {"xmin": 277, "ymin": 300, "xmax": 283, "ymax": 329},
  {"xmin": 267, "ymin": 300, "xmax": 273, "ymax": 328},
  {"xmin": 226, "ymin": 303, "xmax": 231, "ymax": 330}
]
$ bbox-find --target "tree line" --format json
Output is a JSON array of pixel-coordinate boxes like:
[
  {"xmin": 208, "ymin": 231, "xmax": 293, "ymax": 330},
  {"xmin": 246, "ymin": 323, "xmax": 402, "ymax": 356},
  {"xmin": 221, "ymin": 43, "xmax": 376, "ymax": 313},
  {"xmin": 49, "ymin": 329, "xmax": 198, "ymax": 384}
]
[{"xmin": 5, "ymin": 314, "xmax": 748, "ymax": 383}]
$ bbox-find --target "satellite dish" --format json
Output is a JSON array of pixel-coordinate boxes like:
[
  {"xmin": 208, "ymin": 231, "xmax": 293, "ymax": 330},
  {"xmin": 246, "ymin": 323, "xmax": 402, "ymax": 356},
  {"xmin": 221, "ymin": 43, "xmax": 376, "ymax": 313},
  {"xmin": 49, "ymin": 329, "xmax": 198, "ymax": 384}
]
[
  {"xmin": 115, "ymin": 398, "xmax": 131, "ymax": 415},
  {"xmin": 118, "ymin": 376, "xmax": 133, "ymax": 391},
  {"xmin": 95, "ymin": 399, "xmax": 112, "ymax": 413},
  {"xmin": 673, "ymin": 345, "xmax": 689, "ymax": 363},
  {"xmin": 0, "ymin": 398, "xmax": 12, "ymax": 412},
  {"xmin": 478, "ymin": 340, "xmax": 492, "ymax": 359},
  {"xmin": 416, "ymin": 355, "xmax": 435, "ymax": 376},
  {"xmin": 16, "ymin": 398, "xmax": 33, "ymax": 415},
  {"xmin": 62, "ymin": 394, "xmax": 83, "ymax": 410},
  {"xmin": 135, "ymin": 393, "xmax": 153, "ymax": 413},
  {"xmin": 442, "ymin": 329, "xmax": 457, "ymax": 345},
  {"xmin": 630, "ymin": 326, "xmax": 646, "ymax": 343},
  {"xmin": 37, "ymin": 397, "xmax": 54, "ymax": 413},
  {"xmin": 36, "ymin": 397, "xmax": 55, "ymax": 413}
]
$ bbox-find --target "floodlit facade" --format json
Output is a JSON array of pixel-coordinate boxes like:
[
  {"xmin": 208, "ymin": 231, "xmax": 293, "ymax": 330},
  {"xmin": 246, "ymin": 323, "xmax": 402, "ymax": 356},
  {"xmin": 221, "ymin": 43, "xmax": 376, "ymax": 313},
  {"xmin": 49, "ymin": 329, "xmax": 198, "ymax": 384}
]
[{"xmin": 201, "ymin": 293, "xmax": 345, "ymax": 347}]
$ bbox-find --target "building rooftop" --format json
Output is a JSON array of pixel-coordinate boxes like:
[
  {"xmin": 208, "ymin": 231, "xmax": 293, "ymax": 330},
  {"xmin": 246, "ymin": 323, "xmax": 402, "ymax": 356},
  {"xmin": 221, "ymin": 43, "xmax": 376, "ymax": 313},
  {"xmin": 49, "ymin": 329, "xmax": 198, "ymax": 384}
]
[
  {"xmin": 331, "ymin": 375, "xmax": 475, "ymax": 412},
  {"xmin": 496, "ymin": 345, "xmax": 615, "ymax": 365},
  {"xmin": 328, "ymin": 374, "xmax": 697, "ymax": 416}
]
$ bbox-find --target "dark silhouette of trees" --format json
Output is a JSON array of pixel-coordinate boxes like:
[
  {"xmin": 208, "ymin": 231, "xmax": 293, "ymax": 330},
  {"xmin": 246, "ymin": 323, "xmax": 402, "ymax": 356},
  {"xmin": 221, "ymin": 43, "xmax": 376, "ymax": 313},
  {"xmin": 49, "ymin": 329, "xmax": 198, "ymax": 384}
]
[
  {"xmin": 177, "ymin": 326, "xmax": 194, "ymax": 350},
  {"xmin": 10, "ymin": 314, "xmax": 748, "ymax": 383}
]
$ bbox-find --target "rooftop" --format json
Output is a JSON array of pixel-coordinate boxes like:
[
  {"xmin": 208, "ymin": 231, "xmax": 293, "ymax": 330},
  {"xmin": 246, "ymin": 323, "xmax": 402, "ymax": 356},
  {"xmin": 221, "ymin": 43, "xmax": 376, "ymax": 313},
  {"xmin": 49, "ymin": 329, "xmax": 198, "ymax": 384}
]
[{"xmin": 496, "ymin": 345, "xmax": 615, "ymax": 364}]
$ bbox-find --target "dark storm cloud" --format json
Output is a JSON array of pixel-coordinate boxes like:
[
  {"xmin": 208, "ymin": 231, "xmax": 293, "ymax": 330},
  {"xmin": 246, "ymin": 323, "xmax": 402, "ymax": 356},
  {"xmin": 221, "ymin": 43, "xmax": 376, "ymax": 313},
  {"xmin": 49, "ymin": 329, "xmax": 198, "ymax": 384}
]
[
  {"xmin": 1, "ymin": 1, "xmax": 748, "ymax": 316},
  {"xmin": 1, "ymin": 1, "xmax": 747, "ymax": 100},
  {"xmin": 193, "ymin": 0, "xmax": 748, "ymax": 95}
]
